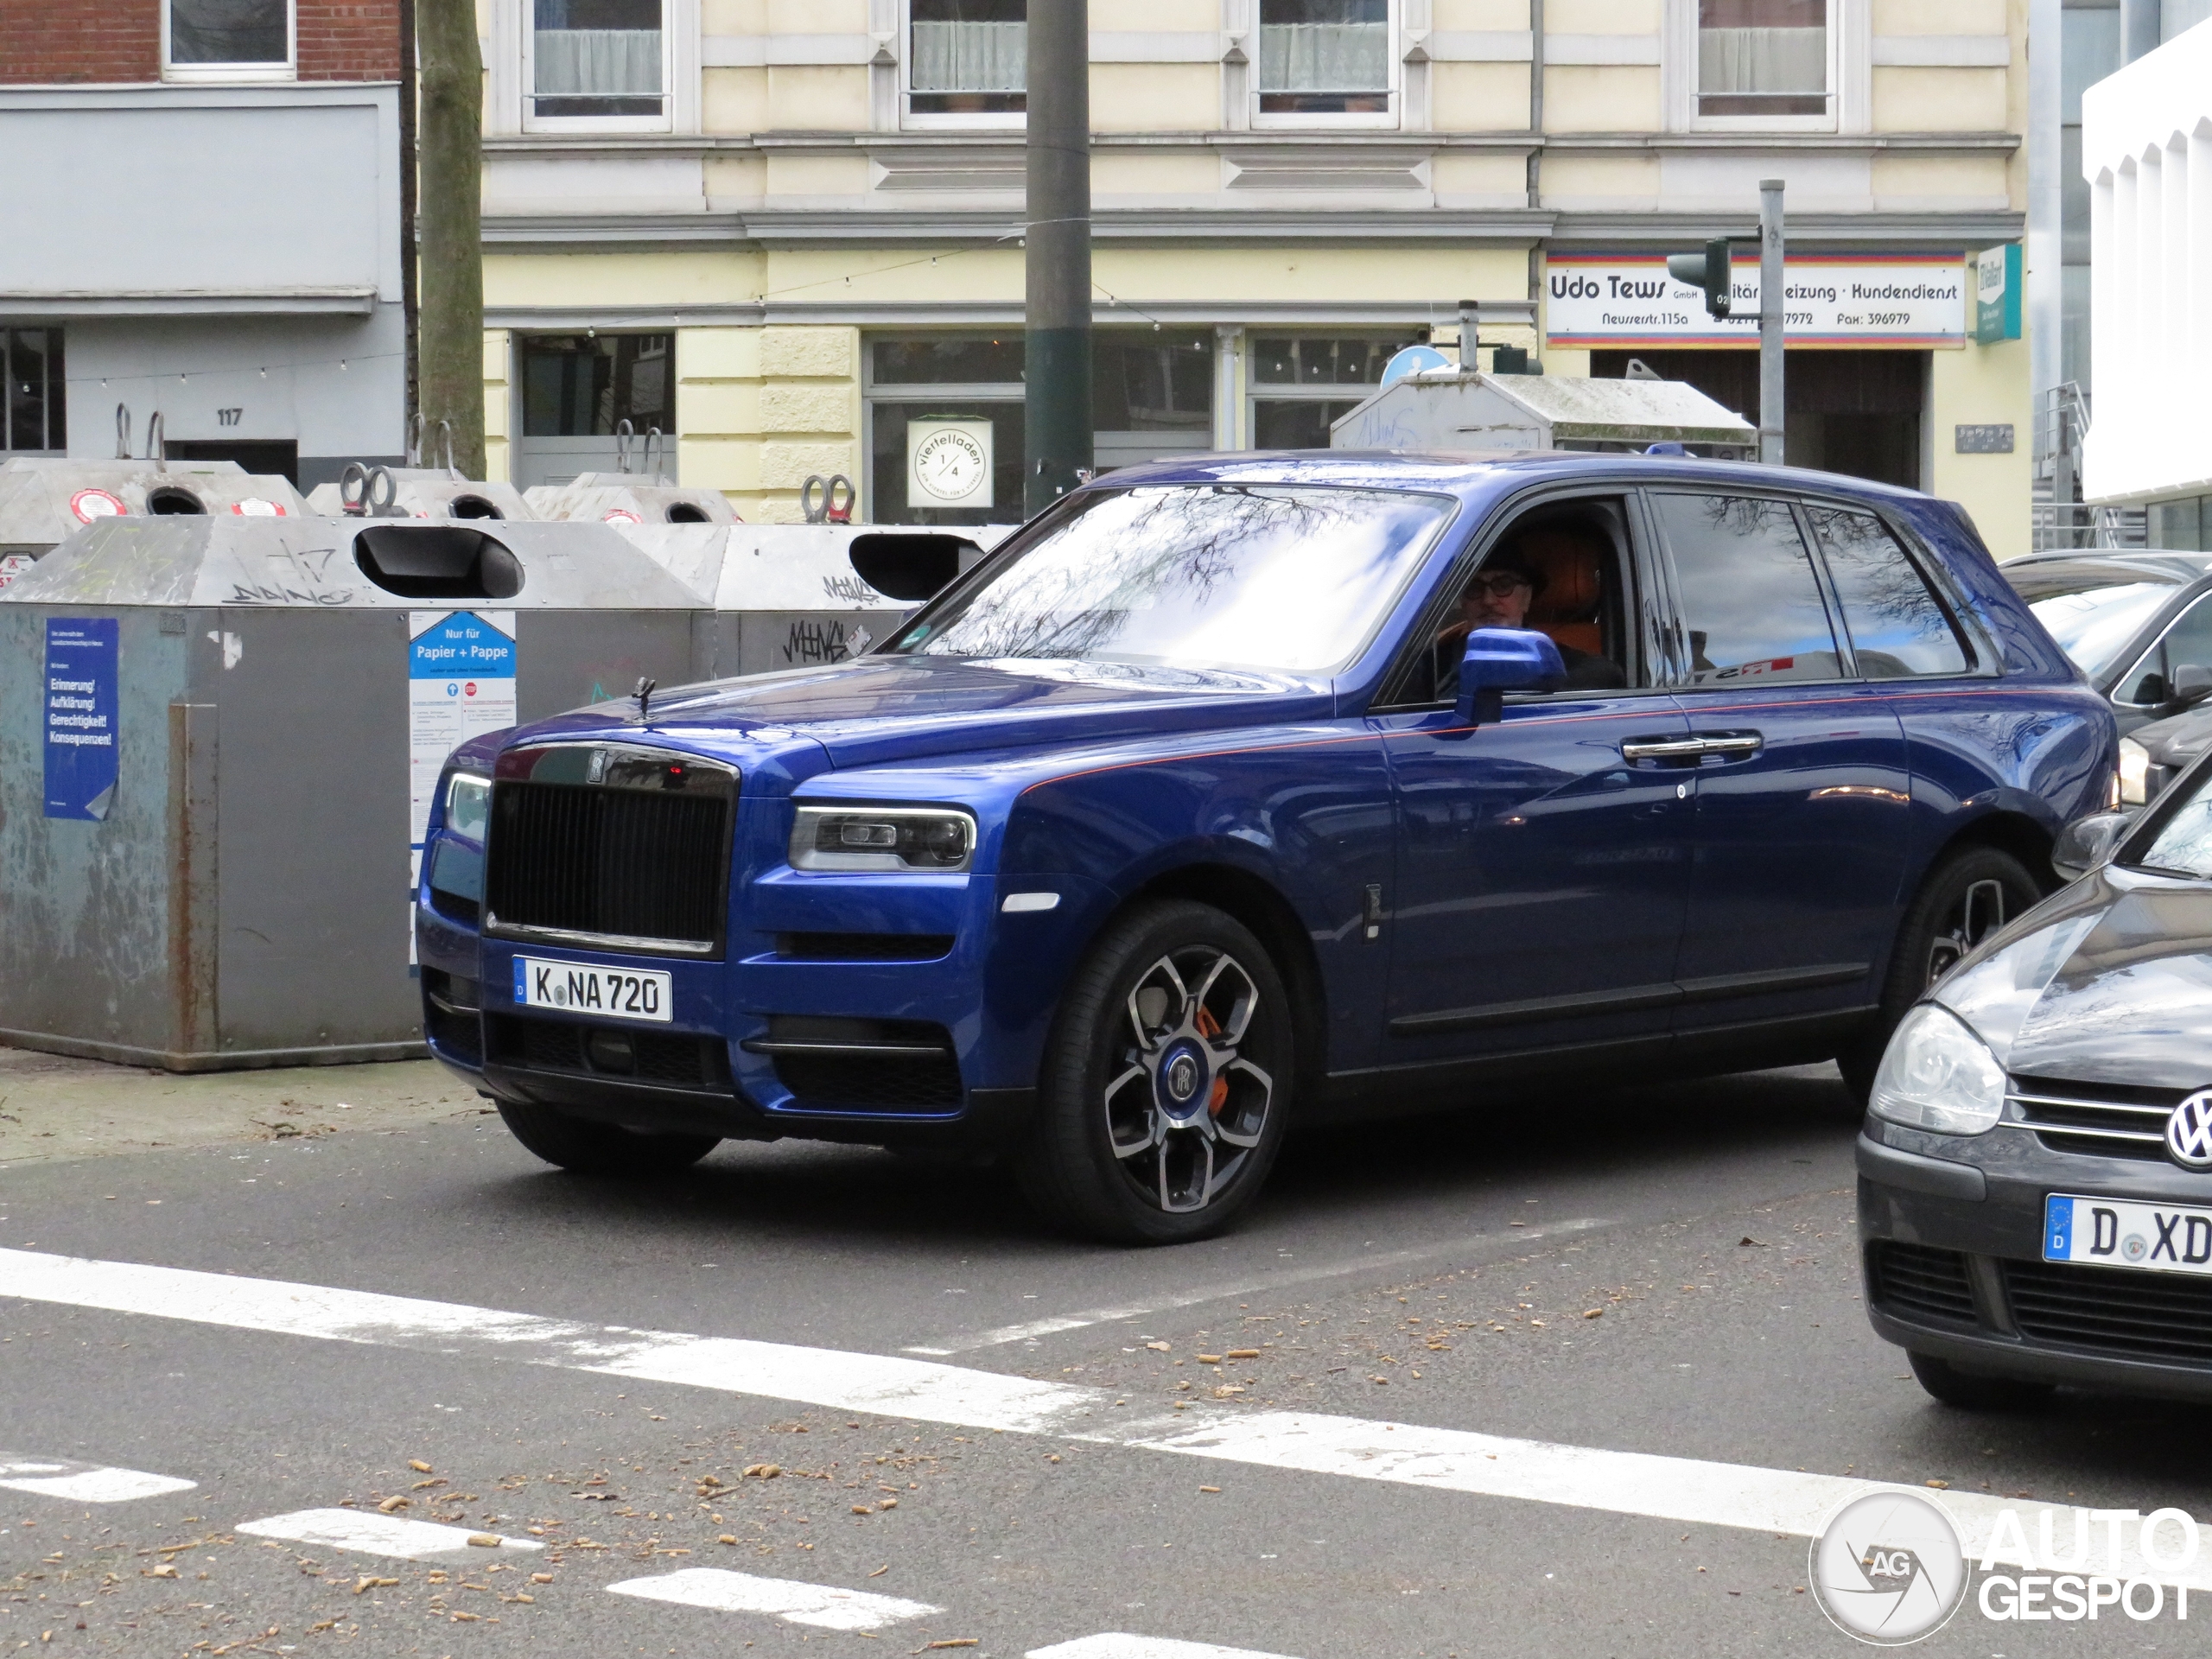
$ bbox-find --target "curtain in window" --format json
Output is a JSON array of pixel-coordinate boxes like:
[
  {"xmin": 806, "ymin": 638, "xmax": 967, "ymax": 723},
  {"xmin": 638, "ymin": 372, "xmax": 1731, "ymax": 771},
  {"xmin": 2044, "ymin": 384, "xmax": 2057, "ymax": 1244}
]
[
  {"xmin": 911, "ymin": 21, "xmax": 1027, "ymax": 92},
  {"xmin": 1258, "ymin": 22, "xmax": 1389, "ymax": 92},
  {"xmin": 534, "ymin": 28, "xmax": 662, "ymax": 95},
  {"xmin": 1698, "ymin": 26, "xmax": 1826, "ymax": 95},
  {"xmin": 169, "ymin": 0, "xmax": 286, "ymax": 64}
]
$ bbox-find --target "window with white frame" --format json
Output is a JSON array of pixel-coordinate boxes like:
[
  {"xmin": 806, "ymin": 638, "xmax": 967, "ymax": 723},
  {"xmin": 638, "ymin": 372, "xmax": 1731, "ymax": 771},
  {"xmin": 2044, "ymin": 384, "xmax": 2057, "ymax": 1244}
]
[
  {"xmin": 165, "ymin": 0, "xmax": 293, "ymax": 79},
  {"xmin": 1255, "ymin": 0, "xmax": 1394, "ymax": 122},
  {"xmin": 908, "ymin": 0, "xmax": 1027, "ymax": 123},
  {"xmin": 529, "ymin": 0, "xmax": 666, "ymax": 126},
  {"xmin": 1696, "ymin": 0, "xmax": 1829, "ymax": 119}
]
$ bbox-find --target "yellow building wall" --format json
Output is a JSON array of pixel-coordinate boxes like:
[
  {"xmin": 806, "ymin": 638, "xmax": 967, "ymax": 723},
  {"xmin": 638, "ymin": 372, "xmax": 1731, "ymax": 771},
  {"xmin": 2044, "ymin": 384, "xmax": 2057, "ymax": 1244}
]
[
  {"xmin": 482, "ymin": 329, "xmax": 512, "ymax": 482},
  {"xmin": 1930, "ymin": 334, "xmax": 2032, "ymax": 559}
]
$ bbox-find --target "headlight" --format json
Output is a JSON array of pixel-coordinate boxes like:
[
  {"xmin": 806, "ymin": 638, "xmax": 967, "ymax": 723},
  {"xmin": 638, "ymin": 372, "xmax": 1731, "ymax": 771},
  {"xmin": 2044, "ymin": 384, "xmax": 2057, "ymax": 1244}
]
[
  {"xmin": 444, "ymin": 772, "xmax": 491, "ymax": 841},
  {"xmin": 1870, "ymin": 1003, "xmax": 2008, "ymax": 1135},
  {"xmin": 2120, "ymin": 738, "xmax": 2151, "ymax": 805},
  {"xmin": 790, "ymin": 804, "xmax": 976, "ymax": 873}
]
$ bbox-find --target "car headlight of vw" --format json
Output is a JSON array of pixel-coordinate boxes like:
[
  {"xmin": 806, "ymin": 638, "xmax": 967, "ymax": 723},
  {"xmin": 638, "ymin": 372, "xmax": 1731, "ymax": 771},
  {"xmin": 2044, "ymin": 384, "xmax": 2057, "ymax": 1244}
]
[
  {"xmin": 1870, "ymin": 1003, "xmax": 2008, "ymax": 1135},
  {"xmin": 789, "ymin": 804, "xmax": 976, "ymax": 873}
]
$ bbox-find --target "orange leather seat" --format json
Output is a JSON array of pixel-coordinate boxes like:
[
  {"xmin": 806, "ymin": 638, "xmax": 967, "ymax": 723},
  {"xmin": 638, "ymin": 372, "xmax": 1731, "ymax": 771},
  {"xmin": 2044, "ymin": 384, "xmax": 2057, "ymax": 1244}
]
[{"xmin": 1522, "ymin": 537, "xmax": 1605, "ymax": 659}]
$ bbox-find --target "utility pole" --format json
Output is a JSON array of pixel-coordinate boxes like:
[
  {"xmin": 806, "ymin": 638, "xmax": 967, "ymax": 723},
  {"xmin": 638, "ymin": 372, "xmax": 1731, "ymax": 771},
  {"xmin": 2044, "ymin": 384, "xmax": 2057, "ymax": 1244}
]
[
  {"xmin": 398, "ymin": 0, "xmax": 418, "ymax": 435},
  {"xmin": 1024, "ymin": 0, "xmax": 1091, "ymax": 514},
  {"xmin": 416, "ymin": 0, "xmax": 486, "ymax": 480},
  {"xmin": 1758, "ymin": 178, "xmax": 1785, "ymax": 466}
]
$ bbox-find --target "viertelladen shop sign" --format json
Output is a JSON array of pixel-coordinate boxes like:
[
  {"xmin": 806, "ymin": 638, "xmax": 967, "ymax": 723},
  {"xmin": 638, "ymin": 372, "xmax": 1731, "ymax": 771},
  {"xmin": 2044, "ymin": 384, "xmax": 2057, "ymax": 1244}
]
[{"xmin": 1546, "ymin": 253, "xmax": 1967, "ymax": 348}]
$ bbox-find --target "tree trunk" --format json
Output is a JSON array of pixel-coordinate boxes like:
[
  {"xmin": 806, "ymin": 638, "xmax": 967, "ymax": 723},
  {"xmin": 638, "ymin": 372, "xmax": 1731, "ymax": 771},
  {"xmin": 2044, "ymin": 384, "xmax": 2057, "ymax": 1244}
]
[{"xmin": 416, "ymin": 0, "xmax": 485, "ymax": 479}]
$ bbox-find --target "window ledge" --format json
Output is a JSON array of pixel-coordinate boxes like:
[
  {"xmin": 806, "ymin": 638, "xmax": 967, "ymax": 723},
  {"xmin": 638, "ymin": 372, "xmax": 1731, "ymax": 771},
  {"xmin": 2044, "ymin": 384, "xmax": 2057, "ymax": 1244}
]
[{"xmin": 162, "ymin": 65, "xmax": 296, "ymax": 83}]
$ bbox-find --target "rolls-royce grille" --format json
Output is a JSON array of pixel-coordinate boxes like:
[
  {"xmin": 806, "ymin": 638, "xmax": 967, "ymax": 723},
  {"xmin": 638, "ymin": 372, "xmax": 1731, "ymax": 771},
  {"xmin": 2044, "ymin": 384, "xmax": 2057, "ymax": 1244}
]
[
  {"xmin": 2007, "ymin": 1074, "xmax": 2188, "ymax": 1162},
  {"xmin": 487, "ymin": 780, "xmax": 731, "ymax": 952},
  {"xmin": 2003, "ymin": 1258, "xmax": 2212, "ymax": 1365},
  {"xmin": 1866, "ymin": 1241, "xmax": 1980, "ymax": 1329}
]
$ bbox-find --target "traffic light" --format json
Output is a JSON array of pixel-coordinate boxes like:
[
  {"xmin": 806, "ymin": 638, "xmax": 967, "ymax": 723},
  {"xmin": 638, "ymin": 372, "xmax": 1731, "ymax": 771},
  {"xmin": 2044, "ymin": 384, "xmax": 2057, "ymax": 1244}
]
[{"xmin": 1666, "ymin": 238, "xmax": 1732, "ymax": 320}]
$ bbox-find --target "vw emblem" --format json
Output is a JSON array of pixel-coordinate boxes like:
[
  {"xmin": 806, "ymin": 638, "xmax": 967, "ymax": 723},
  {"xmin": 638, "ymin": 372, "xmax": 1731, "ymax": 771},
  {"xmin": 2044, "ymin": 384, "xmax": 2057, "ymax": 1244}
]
[
  {"xmin": 1166, "ymin": 1053, "xmax": 1201, "ymax": 1103},
  {"xmin": 2166, "ymin": 1090, "xmax": 2212, "ymax": 1170}
]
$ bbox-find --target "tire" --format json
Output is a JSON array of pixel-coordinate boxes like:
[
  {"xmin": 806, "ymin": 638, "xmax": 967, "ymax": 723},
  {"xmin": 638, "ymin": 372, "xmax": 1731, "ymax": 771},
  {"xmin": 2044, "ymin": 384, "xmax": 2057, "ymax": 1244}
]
[
  {"xmin": 1839, "ymin": 846, "xmax": 2042, "ymax": 1105},
  {"xmin": 496, "ymin": 1098, "xmax": 720, "ymax": 1177},
  {"xmin": 1014, "ymin": 899, "xmax": 1294, "ymax": 1246},
  {"xmin": 1907, "ymin": 1350, "xmax": 2056, "ymax": 1411}
]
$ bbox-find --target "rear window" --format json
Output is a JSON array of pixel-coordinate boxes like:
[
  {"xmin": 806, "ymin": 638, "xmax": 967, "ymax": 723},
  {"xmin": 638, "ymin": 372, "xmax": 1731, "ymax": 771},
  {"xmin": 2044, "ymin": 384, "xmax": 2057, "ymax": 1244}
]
[
  {"xmin": 1806, "ymin": 506, "xmax": 1970, "ymax": 678},
  {"xmin": 1654, "ymin": 493, "xmax": 1843, "ymax": 685},
  {"xmin": 2013, "ymin": 567, "xmax": 2182, "ymax": 681}
]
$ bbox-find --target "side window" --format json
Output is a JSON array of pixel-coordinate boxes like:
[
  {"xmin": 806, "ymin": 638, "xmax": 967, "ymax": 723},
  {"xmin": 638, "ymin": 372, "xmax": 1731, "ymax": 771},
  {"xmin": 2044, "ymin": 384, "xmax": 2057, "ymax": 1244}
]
[
  {"xmin": 1388, "ymin": 499, "xmax": 1637, "ymax": 704},
  {"xmin": 1655, "ymin": 493, "xmax": 1843, "ymax": 685},
  {"xmin": 1805, "ymin": 505, "xmax": 1970, "ymax": 678},
  {"xmin": 2119, "ymin": 594, "xmax": 2212, "ymax": 706}
]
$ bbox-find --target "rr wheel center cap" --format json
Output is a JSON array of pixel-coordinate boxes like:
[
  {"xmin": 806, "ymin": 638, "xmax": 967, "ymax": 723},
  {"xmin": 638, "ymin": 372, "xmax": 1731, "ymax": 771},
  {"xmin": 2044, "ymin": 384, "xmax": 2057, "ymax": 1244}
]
[{"xmin": 1157, "ymin": 1041, "xmax": 1211, "ymax": 1122}]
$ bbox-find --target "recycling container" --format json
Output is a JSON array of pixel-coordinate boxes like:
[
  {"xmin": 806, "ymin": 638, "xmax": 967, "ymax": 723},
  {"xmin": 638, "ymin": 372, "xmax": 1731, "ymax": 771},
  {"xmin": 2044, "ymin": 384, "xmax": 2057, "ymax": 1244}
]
[{"xmin": 0, "ymin": 514, "xmax": 702, "ymax": 1070}]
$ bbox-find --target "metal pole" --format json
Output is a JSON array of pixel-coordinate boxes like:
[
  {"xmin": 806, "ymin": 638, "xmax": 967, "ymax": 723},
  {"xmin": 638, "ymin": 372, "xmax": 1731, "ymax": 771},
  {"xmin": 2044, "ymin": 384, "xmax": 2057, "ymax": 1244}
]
[
  {"xmin": 1024, "ymin": 0, "xmax": 1092, "ymax": 515},
  {"xmin": 1759, "ymin": 178, "xmax": 1785, "ymax": 466}
]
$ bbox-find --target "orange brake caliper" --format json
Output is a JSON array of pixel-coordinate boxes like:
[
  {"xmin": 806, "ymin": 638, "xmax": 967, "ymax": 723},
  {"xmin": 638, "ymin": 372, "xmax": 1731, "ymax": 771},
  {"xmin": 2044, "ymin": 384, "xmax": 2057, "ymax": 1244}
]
[{"xmin": 1196, "ymin": 1007, "xmax": 1230, "ymax": 1116}]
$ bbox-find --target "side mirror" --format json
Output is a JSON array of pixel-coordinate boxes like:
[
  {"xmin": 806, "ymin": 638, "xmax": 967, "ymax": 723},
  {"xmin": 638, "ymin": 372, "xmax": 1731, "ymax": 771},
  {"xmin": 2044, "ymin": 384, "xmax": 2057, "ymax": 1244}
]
[
  {"xmin": 2052, "ymin": 809, "xmax": 2139, "ymax": 883},
  {"xmin": 2164, "ymin": 663, "xmax": 2212, "ymax": 715},
  {"xmin": 1457, "ymin": 626, "xmax": 1566, "ymax": 726}
]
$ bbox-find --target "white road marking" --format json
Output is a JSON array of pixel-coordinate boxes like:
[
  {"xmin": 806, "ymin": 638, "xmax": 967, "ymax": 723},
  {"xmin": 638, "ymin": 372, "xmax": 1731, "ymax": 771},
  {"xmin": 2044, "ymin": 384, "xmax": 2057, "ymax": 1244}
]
[
  {"xmin": 901, "ymin": 1218, "xmax": 1612, "ymax": 1354},
  {"xmin": 607, "ymin": 1567, "xmax": 938, "ymax": 1630},
  {"xmin": 6, "ymin": 1245, "xmax": 2209, "ymax": 1587},
  {"xmin": 234, "ymin": 1509, "xmax": 542, "ymax": 1560},
  {"xmin": 1031, "ymin": 1638, "xmax": 1305, "ymax": 1659},
  {"xmin": 0, "ymin": 1455, "xmax": 195, "ymax": 1503}
]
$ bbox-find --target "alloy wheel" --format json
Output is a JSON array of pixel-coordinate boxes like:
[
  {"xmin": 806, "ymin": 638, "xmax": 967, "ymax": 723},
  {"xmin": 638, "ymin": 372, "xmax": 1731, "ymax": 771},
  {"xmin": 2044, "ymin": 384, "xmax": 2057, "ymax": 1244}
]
[
  {"xmin": 1926, "ymin": 877, "xmax": 2007, "ymax": 986},
  {"xmin": 1102, "ymin": 946, "xmax": 1275, "ymax": 1213}
]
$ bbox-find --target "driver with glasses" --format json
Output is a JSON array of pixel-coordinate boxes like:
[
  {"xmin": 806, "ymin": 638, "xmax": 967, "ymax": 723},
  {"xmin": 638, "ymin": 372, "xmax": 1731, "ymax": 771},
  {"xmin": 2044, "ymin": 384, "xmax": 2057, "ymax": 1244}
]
[{"xmin": 1436, "ymin": 531, "xmax": 1627, "ymax": 691}]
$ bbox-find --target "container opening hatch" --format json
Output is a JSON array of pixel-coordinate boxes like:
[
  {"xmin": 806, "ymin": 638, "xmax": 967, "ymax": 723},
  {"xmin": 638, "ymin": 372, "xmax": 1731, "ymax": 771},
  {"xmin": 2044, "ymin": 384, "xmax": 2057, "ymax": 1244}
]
[
  {"xmin": 147, "ymin": 487, "xmax": 207, "ymax": 516},
  {"xmin": 449, "ymin": 493, "xmax": 505, "ymax": 520},
  {"xmin": 667, "ymin": 503, "xmax": 711, "ymax": 524},
  {"xmin": 849, "ymin": 532, "xmax": 980, "ymax": 602},
  {"xmin": 353, "ymin": 524, "xmax": 526, "ymax": 599}
]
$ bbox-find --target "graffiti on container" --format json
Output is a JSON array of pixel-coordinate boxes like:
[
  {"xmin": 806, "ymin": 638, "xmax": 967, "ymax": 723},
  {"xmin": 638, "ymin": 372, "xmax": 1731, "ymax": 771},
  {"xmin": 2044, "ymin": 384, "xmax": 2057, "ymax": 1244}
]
[
  {"xmin": 226, "ymin": 544, "xmax": 357, "ymax": 607},
  {"xmin": 782, "ymin": 618, "xmax": 851, "ymax": 665},
  {"xmin": 821, "ymin": 573, "xmax": 878, "ymax": 602}
]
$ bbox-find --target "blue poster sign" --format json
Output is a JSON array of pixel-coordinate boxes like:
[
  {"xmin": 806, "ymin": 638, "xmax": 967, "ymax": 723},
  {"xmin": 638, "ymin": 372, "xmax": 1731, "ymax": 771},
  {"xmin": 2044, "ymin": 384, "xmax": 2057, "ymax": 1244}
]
[{"xmin": 44, "ymin": 616, "xmax": 120, "ymax": 821}]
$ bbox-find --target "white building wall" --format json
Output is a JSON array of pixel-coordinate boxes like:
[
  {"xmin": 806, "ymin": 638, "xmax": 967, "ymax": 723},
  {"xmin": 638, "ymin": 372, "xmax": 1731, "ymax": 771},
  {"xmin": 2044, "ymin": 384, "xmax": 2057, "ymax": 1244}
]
[{"xmin": 2081, "ymin": 19, "xmax": 2212, "ymax": 507}]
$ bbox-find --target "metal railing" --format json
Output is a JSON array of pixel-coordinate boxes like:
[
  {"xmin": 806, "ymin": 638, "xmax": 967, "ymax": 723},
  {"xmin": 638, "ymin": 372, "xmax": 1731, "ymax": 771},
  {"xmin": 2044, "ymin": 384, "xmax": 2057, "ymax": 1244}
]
[{"xmin": 2031, "ymin": 381, "xmax": 2148, "ymax": 551}]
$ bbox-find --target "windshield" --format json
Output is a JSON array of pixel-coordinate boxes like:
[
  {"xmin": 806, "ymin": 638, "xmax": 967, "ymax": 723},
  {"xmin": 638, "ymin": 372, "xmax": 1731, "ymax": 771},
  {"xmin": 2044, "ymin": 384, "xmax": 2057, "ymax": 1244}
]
[
  {"xmin": 889, "ymin": 484, "xmax": 1454, "ymax": 674},
  {"xmin": 2020, "ymin": 577, "xmax": 2178, "ymax": 681},
  {"xmin": 2132, "ymin": 769, "xmax": 2212, "ymax": 880}
]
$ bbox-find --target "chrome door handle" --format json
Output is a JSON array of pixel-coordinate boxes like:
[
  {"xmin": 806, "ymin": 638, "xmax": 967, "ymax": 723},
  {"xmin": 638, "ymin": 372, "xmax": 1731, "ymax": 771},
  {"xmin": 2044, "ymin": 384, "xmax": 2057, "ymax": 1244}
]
[
  {"xmin": 1692, "ymin": 733, "xmax": 1764, "ymax": 757},
  {"xmin": 1620, "ymin": 737, "xmax": 1709, "ymax": 762}
]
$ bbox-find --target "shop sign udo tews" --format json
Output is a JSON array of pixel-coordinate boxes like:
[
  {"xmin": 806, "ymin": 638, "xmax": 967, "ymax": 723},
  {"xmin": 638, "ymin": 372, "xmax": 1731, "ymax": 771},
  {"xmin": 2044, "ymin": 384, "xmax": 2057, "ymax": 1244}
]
[{"xmin": 1546, "ymin": 253, "xmax": 1967, "ymax": 348}]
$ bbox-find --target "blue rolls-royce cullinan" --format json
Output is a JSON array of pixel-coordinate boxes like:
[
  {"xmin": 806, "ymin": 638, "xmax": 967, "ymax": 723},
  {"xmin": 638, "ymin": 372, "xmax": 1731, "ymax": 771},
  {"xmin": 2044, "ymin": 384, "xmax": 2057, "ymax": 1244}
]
[{"xmin": 416, "ymin": 453, "xmax": 2116, "ymax": 1243}]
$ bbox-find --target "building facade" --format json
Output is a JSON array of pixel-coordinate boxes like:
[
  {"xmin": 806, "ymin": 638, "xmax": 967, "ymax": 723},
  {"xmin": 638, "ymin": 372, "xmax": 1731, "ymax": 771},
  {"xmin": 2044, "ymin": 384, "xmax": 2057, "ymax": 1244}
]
[
  {"xmin": 474, "ymin": 0, "xmax": 2032, "ymax": 547},
  {"xmin": 2077, "ymin": 14, "xmax": 2212, "ymax": 542},
  {"xmin": 0, "ymin": 0, "xmax": 404, "ymax": 486}
]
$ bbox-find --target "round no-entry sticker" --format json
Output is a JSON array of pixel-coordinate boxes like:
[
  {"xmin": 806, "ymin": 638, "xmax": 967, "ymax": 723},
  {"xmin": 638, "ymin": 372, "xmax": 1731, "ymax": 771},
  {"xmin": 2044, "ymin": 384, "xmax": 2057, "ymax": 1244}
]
[
  {"xmin": 601, "ymin": 508, "xmax": 642, "ymax": 524},
  {"xmin": 231, "ymin": 499, "xmax": 288, "ymax": 516},
  {"xmin": 69, "ymin": 488, "xmax": 127, "ymax": 522}
]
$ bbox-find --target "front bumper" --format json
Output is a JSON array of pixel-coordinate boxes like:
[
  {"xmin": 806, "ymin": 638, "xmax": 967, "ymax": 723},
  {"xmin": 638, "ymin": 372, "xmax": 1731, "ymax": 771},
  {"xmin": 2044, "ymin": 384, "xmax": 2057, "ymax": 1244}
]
[
  {"xmin": 414, "ymin": 868, "xmax": 1107, "ymax": 1148},
  {"xmin": 1858, "ymin": 1120, "xmax": 2212, "ymax": 1402}
]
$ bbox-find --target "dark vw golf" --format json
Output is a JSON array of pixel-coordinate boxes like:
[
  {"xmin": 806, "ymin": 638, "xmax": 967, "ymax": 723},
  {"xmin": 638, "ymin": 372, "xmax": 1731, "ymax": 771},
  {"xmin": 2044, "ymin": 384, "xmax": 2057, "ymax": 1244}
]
[
  {"xmin": 1861, "ymin": 747, "xmax": 2212, "ymax": 1406},
  {"xmin": 416, "ymin": 452, "xmax": 2113, "ymax": 1243}
]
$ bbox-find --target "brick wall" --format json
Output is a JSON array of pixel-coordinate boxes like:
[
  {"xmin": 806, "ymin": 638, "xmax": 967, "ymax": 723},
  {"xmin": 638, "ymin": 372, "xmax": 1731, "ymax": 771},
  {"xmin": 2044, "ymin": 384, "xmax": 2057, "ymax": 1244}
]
[
  {"xmin": 299, "ymin": 0, "xmax": 399, "ymax": 81},
  {"xmin": 0, "ymin": 0, "xmax": 161, "ymax": 83},
  {"xmin": 0, "ymin": 0, "xmax": 397, "ymax": 85}
]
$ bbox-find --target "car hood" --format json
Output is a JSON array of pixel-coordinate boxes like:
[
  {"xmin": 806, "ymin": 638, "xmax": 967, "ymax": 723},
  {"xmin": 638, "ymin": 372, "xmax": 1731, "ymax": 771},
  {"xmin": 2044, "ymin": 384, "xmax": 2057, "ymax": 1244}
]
[
  {"xmin": 1937, "ymin": 871, "xmax": 2212, "ymax": 1089},
  {"xmin": 508, "ymin": 653, "xmax": 1330, "ymax": 772},
  {"xmin": 2131, "ymin": 703, "xmax": 2212, "ymax": 768}
]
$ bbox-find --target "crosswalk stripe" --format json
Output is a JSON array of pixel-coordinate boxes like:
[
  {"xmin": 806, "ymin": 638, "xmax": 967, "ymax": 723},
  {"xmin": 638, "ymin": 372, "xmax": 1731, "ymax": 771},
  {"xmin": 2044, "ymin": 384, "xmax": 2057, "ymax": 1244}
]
[
  {"xmin": 5, "ymin": 1244, "xmax": 2209, "ymax": 1586},
  {"xmin": 607, "ymin": 1567, "xmax": 939, "ymax": 1630},
  {"xmin": 0, "ymin": 1454, "xmax": 195, "ymax": 1503},
  {"xmin": 235, "ymin": 1508, "xmax": 543, "ymax": 1560},
  {"xmin": 1030, "ymin": 1638, "xmax": 1305, "ymax": 1659}
]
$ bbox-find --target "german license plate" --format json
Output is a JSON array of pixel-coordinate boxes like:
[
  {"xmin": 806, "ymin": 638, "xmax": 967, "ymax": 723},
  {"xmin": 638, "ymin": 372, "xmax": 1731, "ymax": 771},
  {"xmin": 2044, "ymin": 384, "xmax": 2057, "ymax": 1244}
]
[
  {"xmin": 2044, "ymin": 1192, "xmax": 2212, "ymax": 1276},
  {"xmin": 511, "ymin": 957, "xmax": 672, "ymax": 1024}
]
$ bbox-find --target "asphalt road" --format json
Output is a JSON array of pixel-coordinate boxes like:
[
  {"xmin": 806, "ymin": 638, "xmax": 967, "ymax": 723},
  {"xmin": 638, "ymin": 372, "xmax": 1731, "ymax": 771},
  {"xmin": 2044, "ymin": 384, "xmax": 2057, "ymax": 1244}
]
[{"xmin": 3, "ymin": 1062, "xmax": 2209, "ymax": 1658}]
